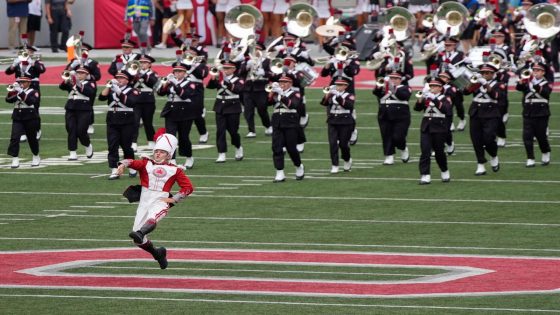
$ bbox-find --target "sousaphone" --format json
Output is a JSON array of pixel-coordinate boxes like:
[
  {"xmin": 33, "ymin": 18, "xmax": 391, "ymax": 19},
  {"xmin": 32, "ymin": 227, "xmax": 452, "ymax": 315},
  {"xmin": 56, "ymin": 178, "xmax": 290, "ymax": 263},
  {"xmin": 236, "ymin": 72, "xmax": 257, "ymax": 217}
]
[
  {"xmin": 225, "ymin": 4, "xmax": 263, "ymax": 39},
  {"xmin": 523, "ymin": 3, "xmax": 560, "ymax": 39},
  {"xmin": 433, "ymin": 2, "xmax": 469, "ymax": 36},
  {"xmin": 380, "ymin": 7, "xmax": 415, "ymax": 41},
  {"xmin": 286, "ymin": 3, "xmax": 318, "ymax": 38}
]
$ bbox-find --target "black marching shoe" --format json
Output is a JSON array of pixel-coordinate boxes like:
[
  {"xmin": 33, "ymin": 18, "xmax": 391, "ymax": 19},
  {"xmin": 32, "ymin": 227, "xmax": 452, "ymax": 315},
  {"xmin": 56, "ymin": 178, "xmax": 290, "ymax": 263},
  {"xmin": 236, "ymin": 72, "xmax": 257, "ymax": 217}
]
[
  {"xmin": 154, "ymin": 247, "xmax": 168, "ymax": 269},
  {"xmin": 129, "ymin": 231, "xmax": 144, "ymax": 244}
]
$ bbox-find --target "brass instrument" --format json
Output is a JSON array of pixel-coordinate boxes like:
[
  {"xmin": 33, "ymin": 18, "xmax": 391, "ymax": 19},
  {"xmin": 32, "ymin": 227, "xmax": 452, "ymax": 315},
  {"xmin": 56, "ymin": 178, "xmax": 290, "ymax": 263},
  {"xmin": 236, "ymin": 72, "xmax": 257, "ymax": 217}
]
[
  {"xmin": 521, "ymin": 69, "xmax": 533, "ymax": 80},
  {"xmin": 422, "ymin": 14, "xmax": 434, "ymax": 29},
  {"xmin": 17, "ymin": 50, "xmax": 30, "ymax": 62},
  {"xmin": 415, "ymin": 90, "xmax": 424, "ymax": 99},
  {"xmin": 322, "ymin": 86, "xmax": 331, "ymax": 94},
  {"xmin": 366, "ymin": 52, "xmax": 387, "ymax": 71},
  {"xmin": 125, "ymin": 60, "xmax": 141, "ymax": 76},
  {"xmin": 105, "ymin": 79, "xmax": 113, "ymax": 89},
  {"xmin": 334, "ymin": 46, "xmax": 358, "ymax": 62},
  {"xmin": 488, "ymin": 55, "xmax": 502, "ymax": 68},
  {"xmin": 163, "ymin": 14, "xmax": 185, "ymax": 35},
  {"xmin": 286, "ymin": 3, "xmax": 318, "ymax": 38},
  {"xmin": 225, "ymin": 4, "xmax": 263, "ymax": 39},
  {"xmin": 183, "ymin": 53, "xmax": 205, "ymax": 66},
  {"xmin": 376, "ymin": 77, "xmax": 386, "ymax": 88},
  {"xmin": 209, "ymin": 66, "xmax": 220, "ymax": 77},
  {"xmin": 420, "ymin": 42, "xmax": 443, "ymax": 61},
  {"xmin": 61, "ymin": 70, "xmax": 73, "ymax": 81},
  {"xmin": 7, "ymin": 84, "xmax": 16, "ymax": 92},
  {"xmin": 313, "ymin": 56, "xmax": 332, "ymax": 64},
  {"xmin": 381, "ymin": 7, "xmax": 416, "ymax": 41},
  {"xmin": 523, "ymin": 3, "xmax": 560, "ymax": 39},
  {"xmin": 270, "ymin": 58, "xmax": 284, "ymax": 75},
  {"xmin": 433, "ymin": 2, "xmax": 469, "ymax": 36},
  {"xmin": 470, "ymin": 74, "xmax": 481, "ymax": 84},
  {"xmin": 265, "ymin": 82, "xmax": 280, "ymax": 93}
]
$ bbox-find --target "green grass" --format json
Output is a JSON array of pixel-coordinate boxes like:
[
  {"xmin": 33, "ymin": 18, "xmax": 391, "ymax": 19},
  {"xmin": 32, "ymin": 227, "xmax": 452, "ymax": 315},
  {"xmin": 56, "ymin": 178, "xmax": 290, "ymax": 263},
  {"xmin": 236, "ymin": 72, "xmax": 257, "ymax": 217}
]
[{"xmin": 0, "ymin": 86, "xmax": 559, "ymax": 314}]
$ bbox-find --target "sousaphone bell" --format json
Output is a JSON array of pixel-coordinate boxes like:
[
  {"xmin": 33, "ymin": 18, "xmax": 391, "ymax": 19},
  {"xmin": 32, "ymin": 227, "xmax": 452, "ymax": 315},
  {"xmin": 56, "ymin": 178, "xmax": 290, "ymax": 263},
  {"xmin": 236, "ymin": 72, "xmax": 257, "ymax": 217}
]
[
  {"xmin": 225, "ymin": 4, "xmax": 263, "ymax": 39},
  {"xmin": 286, "ymin": 3, "xmax": 318, "ymax": 38},
  {"xmin": 433, "ymin": 2, "xmax": 469, "ymax": 36},
  {"xmin": 523, "ymin": 3, "xmax": 560, "ymax": 39}
]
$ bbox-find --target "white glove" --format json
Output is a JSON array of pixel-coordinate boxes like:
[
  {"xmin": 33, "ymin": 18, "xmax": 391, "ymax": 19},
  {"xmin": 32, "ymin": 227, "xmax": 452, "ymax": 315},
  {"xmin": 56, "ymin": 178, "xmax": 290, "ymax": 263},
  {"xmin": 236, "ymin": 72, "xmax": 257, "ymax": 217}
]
[
  {"xmin": 255, "ymin": 68, "xmax": 265, "ymax": 76},
  {"xmin": 299, "ymin": 51, "xmax": 309, "ymax": 59},
  {"xmin": 70, "ymin": 59, "xmax": 80, "ymax": 68},
  {"xmin": 272, "ymin": 87, "xmax": 283, "ymax": 95},
  {"xmin": 479, "ymin": 87, "xmax": 487, "ymax": 94},
  {"xmin": 424, "ymin": 92, "xmax": 436, "ymax": 99},
  {"xmin": 111, "ymin": 84, "xmax": 121, "ymax": 94},
  {"xmin": 246, "ymin": 59, "xmax": 255, "ymax": 68},
  {"xmin": 12, "ymin": 59, "xmax": 20, "ymax": 68},
  {"xmin": 223, "ymin": 76, "xmax": 230, "ymax": 83},
  {"xmin": 271, "ymin": 82, "xmax": 280, "ymax": 89},
  {"xmin": 478, "ymin": 77, "xmax": 487, "ymax": 85},
  {"xmin": 329, "ymin": 57, "xmax": 338, "ymax": 66},
  {"xmin": 14, "ymin": 85, "xmax": 23, "ymax": 93},
  {"xmin": 463, "ymin": 57, "xmax": 471, "ymax": 64},
  {"xmin": 422, "ymin": 84, "xmax": 430, "ymax": 94}
]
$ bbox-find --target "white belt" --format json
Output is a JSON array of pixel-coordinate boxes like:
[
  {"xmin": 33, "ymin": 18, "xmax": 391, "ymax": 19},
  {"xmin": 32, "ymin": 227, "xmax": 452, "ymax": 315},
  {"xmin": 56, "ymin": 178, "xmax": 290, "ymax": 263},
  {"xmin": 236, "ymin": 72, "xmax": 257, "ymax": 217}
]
[
  {"xmin": 423, "ymin": 112, "xmax": 446, "ymax": 118},
  {"xmin": 139, "ymin": 87, "xmax": 153, "ymax": 92},
  {"xmin": 384, "ymin": 100, "xmax": 409, "ymax": 105},
  {"xmin": 330, "ymin": 109, "xmax": 351, "ymax": 114},
  {"xmin": 473, "ymin": 97, "xmax": 497, "ymax": 104},
  {"xmin": 170, "ymin": 100, "xmax": 192, "ymax": 103},
  {"xmin": 15, "ymin": 104, "xmax": 35, "ymax": 109},
  {"xmin": 273, "ymin": 108, "xmax": 297, "ymax": 114},
  {"xmin": 187, "ymin": 78, "xmax": 202, "ymax": 83},
  {"xmin": 68, "ymin": 95, "xmax": 90, "ymax": 101},
  {"xmin": 109, "ymin": 107, "xmax": 133, "ymax": 112},
  {"xmin": 526, "ymin": 99, "xmax": 548, "ymax": 104},
  {"xmin": 219, "ymin": 95, "xmax": 240, "ymax": 100}
]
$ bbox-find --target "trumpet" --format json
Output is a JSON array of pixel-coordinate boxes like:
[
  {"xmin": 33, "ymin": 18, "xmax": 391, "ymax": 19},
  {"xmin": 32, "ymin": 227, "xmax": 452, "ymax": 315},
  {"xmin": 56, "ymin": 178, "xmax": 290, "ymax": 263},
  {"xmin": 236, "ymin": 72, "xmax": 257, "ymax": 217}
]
[
  {"xmin": 270, "ymin": 58, "xmax": 284, "ymax": 75},
  {"xmin": 520, "ymin": 69, "xmax": 533, "ymax": 80},
  {"xmin": 313, "ymin": 56, "xmax": 331, "ymax": 64},
  {"xmin": 376, "ymin": 77, "xmax": 386, "ymax": 88},
  {"xmin": 322, "ymin": 86, "xmax": 332, "ymax": 94},
  {"xmin": 18, "ymin": 50, "xmax": 30, "ymax": 62},
  {"xmin": 7, "ymin": 84, "xmax": 16, "ymax": 92},
  {"xmin": 488, "ymin": 55, "xmax": 502, "ymax": 68},
  {"xmin": 470, "ymin": 74, "xmax": 481, "ymax": 84},
  {"xmin": 209, "ymin": 66, "xmax": 220, "ymax": 77},
  {"xmin": 415, "ymin": 90, "xmax": 424, "ymax": 99},
  {"xmin": 265, "ymin": 82, "xmax": 280, "ymax": 93},
  {"xmin": 105, "ymin": 79, "xmax": 113, "ymax": 89},
  {"xmin": 61, "ymin": 70, "xmax": 74, "ymax": 81},
  {"xmin": 183, "ymin": 53, "xmax": 205, "ymax": 66}
]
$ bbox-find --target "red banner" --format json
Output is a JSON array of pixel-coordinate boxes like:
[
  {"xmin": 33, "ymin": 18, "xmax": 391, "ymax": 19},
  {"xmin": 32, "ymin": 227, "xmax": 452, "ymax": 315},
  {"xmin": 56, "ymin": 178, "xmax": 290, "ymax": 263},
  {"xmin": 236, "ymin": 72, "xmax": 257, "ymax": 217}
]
[{"xmin": 94, "ymin": 0, "xmax": 220, "ymax": 49}]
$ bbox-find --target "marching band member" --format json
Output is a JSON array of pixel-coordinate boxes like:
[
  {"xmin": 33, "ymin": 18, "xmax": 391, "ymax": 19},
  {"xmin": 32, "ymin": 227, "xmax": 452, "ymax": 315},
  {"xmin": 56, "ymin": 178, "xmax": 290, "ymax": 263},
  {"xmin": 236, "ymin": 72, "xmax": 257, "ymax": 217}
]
[
  {"xmin": 206, "ymin": 61, "xmax": 244, "ymax": 163},
  {"xmin": 414, "ymin": 77, "xmax": 452, "ymax": 184},
  {"xmin": 464, "ymin": 63, "xmax": 505, "ymax": 176},
  {"xmin": 372, "ymin": 70, "xmax": 412, "ymax": 165},
  {"xmin": 438, "ymin": 70, "xmax": 461, "ymax": 155},
  {"xmin": 320, "ymin": 78, "xmax": 355, "ymax": 174},
  {"xmin": 268, "ymin": 74, "xmax": 305, "ymax": 182},
  {"xmin": 108, "ymin": 38, "xmax": 140, "ymax": 76},
  {"xmin": 5, "ymin": 45, "xmax": 45, "ymax": 142},
  {"xmin": 515, "ymin": 62, "xmax": 552, "ymax": 167},
  {"xmin": 239, "ymin": 42, "xmax": 273, "ymax": 137},
  {"xmin": 59, "ymin": 66, "xmax": 96, "ymax": 161},
  {"xmin": 131, "ymin": 54, "xmax": 158, "ymax": 151},
  {"xmin": 5, "ymin": 76, "xmax": 41, "ymax": 168},
  {"xmin": 435, "ymin": 37, "xmax": 464, "ymax": 72},
  {"xmin": 183, "ymin": 47, "xmax": 210, "ymax": 144},
  {"xmin": 421, "ymin": 28, "xmax": 444, "ymax": 74},
  {"xmin": 490, "ymin": 30, "xmax": 513, "ymax": 147},
  {"xmin": 375, "ymin": 39, "xmax": 415, "ymax": 85},
  {"xmin": 157, "ymin": 61, "xmax": 200, "ymax": 169},
  {"xmin": 65, "ymin": 41, "xmax": 101, "ymax": 135},
  {"xmin": 99, "ymin": 70, "xmax": 140, "ymax": 180}
]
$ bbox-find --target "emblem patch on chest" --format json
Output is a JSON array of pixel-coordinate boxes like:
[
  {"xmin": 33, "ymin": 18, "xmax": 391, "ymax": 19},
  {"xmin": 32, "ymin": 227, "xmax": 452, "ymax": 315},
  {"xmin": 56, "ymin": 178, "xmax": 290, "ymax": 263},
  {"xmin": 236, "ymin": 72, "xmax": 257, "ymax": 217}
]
[{"xmin": 152, "ymin": 167, "xmax": 167, "ymax": 178}]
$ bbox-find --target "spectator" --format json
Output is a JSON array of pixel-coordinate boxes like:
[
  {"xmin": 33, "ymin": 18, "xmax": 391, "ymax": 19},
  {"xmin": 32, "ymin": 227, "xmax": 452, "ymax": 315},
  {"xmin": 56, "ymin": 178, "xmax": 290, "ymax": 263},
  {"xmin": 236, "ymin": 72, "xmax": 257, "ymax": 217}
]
[
  {"xmin": 7, "ymin": 0, "xmax": 29, "ymax": 51},
  {"xmin": 176, "ymin": 0, "xmax": 193, "ymax": 38},
  {"xmin": 153, "ymin": 0, "xmax": 164, "ymax": 45},
  {"xmin": 45, "ymin": 0, "xmax": 72, "ymax": 53},
  {"xmin": 125, "ymin": 0, "xmax": 155, "ymax": 51},
  {"xmin": 27, "ymin": 0, "xmax": 42, "ymax": 47},
  {"xmin": 154, "ymin": 0, "xmax": 175, "ymax": 48}
]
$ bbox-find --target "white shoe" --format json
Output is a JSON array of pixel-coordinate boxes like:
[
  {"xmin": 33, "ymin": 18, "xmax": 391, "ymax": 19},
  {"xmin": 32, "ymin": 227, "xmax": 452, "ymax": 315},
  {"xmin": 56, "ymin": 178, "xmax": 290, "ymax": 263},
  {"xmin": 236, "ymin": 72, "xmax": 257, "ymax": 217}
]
[
  {"xmin": 383, "ymin": 155, "xmax": 394, "ymax": 165},
  {"xmin": 475, "ymin": 163, "xmax": 486, "ymax": 176},
  {"xmin": 296, "ymin": 143, "xmax": 304, "ymax": 153},
  {"xmin": 441, "ymin": 170, "xmax": 450, "ymax": 182},
  {"xmin": 330, "ymin": 165, "xmax": 339, "ymax": 174},
  {"xmin": 108, "ymin": 168, "xmax": 119, "ymax": 180},
  {"xmin": 295, "ymin": 164, "xmax": 305, "ymax": 180},
  {"xmin": 11, "ymin": 157, "xmax": 20, "ymax": 169},
  {"xmin": 526, "ymin": 159, "xmax": 536, "ymax": 168},
  {"xmin": 184, "ymin": 157, "xmax": 194, "ymax": 169},
  {"xmin": 419, "ymin": 174, "xmax": 431, "ymax": 185},
  {"xmin": 199, "ymin": 132, "xmax": 209, "ymax": 144},
  {"xmin": 450, "ymin": 123, "xmax": 455, "ymax": 131},
  {"xmin": 490, "ymin": 156, "xmax": 500, "ymax": 172},
  {"xmin": 235, "ymin": 146, "xmax": 244, "ymax": 161},
  {"xmin": 343, "ymin": 158, "xmax": 352, "ymax": 172},
  {"xmin": 502, "ymin": 113, "xmax": 509, "ymax": 124},
  {"xmin": 401, "ymin": 147, "xmax": 409, "ymax": 163},
  {"xmin": 246, "ymin": 132, "xmax": 256, "ymax": 138},
  {"xmin": 87, "ymin": 125, "xmax": 94, "ymax": 134},
  {"xmin": 456, "ymin": 119, "xmax": 466, "ymax": 131},
  {"xmin": 154, "ymin": 43, "xmax": 167, "ymax": 49},
  {"xmin": 129, "ymin": 169, "xmax": 137, "ymax": 178},
  {"xmin": 19, "ymin": 134, "xmax": 27, "ymax": 142},
  {"xmin": 542, "ymin": 152, "xmax": 551, "ymax": 165},
  {"xmin": 446, "ymin": 142, "xmax": 455, "ymax": 155},
  {"xmin": 202, "ymin": 107, "xmax": 207, "ymax": 118},
  {"xmin": 36, "ymin": 129, "xmax": 42, "ymax": 140},
  {"xmin": 497, "ymin": 137, "xmax": 506, "ymax": 147},
  {"xmin": 273, "ymin": 170, "xmax": 286, "ymax": 183},
  {"xmin": 299, "ymin": 114, "xmax": 309, "ymax": 127},
  {"xmin": 31, "ymin": 155, "xmax": 40, "ymax": 167},
  {"xmin": 265, "ymin": 126, "xmax": 273, "ymax": 136},
  {"xmin": 349, "ymin": 129, "xmax": 358, "ymax": 145},
  {"xmin": 148, "ymin": 141, "xmax": 155, "ymax": 149},
  {"xmin": 216, "ymin": 152, "xmax": 226, "ymax": 163},
  {"xmin": 68, "ymin": 151, "xmax": 78, "ymax": 161},
  {"xmin": 131, "ymin": 142, "xmax": 138, "ymax": 152},
  {"xmin": 85, "ymin": 144, "xmax": 94, "ymax": 158}
]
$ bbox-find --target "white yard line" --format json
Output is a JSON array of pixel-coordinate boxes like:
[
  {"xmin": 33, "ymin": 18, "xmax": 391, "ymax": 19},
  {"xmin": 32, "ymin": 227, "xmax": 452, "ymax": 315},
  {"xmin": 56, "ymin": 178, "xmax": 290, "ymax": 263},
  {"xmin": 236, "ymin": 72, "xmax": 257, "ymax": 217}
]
[
  {"xmin": 70, "ymin": 206, "xmax": 115, "ymax": 208},
  {"xmin": 43, "ymin": 210, "xmax": 88, "ymax": 213},
  {"xmin": 218, "ymin": 183, "xmax": 262, "ymax": 186},
  {"xmin": 0, "ymin": 294, "xmax": 557, "ymax": 312},
  {"xmin": 0, "ymin": 236, "xmax": 558, "ymax": 253},
  {"xmin": 0, "ymin": 218, "xmax": 35, "ymax": 221}
]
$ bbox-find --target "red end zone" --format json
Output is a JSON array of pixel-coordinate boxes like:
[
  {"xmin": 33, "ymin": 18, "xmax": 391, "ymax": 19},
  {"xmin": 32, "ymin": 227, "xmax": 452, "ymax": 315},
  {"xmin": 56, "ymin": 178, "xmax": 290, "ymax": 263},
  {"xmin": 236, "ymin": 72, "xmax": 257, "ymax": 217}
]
[{"xmin": 1, "ymin": 248, "xmax": 560, "ymax": 297}]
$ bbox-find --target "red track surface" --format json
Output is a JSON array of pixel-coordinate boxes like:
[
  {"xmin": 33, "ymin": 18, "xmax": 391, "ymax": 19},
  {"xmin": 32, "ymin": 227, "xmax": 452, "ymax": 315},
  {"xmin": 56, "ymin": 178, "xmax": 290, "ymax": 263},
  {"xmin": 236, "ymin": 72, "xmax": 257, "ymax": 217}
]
[{"xmin": 2, "ymin": 248, "xmax": 560, "ymax": 297}]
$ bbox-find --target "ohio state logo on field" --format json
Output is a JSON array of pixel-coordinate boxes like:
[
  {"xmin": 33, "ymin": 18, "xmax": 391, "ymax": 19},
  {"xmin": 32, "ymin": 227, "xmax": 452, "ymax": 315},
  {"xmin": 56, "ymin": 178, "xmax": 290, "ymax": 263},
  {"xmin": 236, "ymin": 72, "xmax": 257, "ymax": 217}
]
[{"xmin": 152, "ymin": 167, "xmax": 167, "ymax": 178}]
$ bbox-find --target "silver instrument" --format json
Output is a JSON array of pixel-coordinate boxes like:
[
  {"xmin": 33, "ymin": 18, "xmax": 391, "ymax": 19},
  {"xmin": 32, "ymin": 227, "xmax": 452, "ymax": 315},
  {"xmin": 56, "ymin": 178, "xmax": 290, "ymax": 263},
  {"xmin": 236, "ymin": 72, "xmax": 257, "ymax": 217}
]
[
  {"xmin": 523, "ymin": 3, "xmax": 560, "ymax": 39},
  {"xmin": 433, "ymin": 2, "xmax": 469, "ymax": 36},
  {"xmin": 285, "ymin": 3, "xmax": 318, "ymax": 38},
  {"xmin": 380, "ymin": 7, "xmax": 416, "ymax": 42},
  {"xmin": 295, "ymin": 63, "xmax": 318, "ymax": 87}
]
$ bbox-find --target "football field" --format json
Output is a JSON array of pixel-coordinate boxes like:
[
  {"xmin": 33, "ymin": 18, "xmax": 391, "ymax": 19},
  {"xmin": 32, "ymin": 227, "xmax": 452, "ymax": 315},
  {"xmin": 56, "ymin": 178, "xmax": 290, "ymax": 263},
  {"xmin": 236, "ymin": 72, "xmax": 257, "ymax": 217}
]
[{"xmin": 0, "ymin": 86, "xmax": 559, "ymax": 314}]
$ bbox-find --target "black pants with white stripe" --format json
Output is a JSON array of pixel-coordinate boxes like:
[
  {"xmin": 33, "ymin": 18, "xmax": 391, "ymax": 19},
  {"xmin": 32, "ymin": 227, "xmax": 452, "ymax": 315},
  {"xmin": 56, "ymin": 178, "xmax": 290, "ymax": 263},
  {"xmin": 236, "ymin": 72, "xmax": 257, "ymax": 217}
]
[
  {"xmin": 106, "ymin": 123, "xmax": 135, "ymax": 168},
  {"xmin": 419, "ymin": 131, "xmax": 447, "ymax": 175},
  {"xmin": 215, "ymin": 113, "xmax": 241, "ymax": 153},
  {"xmin": 328, "ymin": 123, "xmax": 353, "ymax": 166},
  {"xmin": 8, "ymin": 119, "xmax": 39, "ymax": 157},
  {"xmin": 469, "ymin": 116, "xmax": 499, "ymax": 164}
]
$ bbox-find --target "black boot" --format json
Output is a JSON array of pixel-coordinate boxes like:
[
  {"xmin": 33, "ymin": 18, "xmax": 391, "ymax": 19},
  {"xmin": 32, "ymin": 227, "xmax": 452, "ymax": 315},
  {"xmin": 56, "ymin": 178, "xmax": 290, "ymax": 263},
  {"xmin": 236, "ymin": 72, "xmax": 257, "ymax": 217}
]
[
  {"xmin": 154, "ymin": 247, "xmax": 168, "ymax": 269},
  {"xmin": 129, "ymin": 222, "xmax": 156, "ymax": 243}
]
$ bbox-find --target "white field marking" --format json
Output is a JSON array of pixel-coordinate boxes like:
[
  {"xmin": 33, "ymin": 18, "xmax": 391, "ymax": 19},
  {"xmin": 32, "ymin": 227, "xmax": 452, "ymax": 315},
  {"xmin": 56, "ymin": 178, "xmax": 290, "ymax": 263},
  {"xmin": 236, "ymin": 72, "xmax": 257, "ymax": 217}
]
[
  {"xmin": 2, "ymin": 170, "xmax": 560, "ymax": 185},
  {"xmin": 70, "ymin": 205, "xmax": 115, "ymax": 209},
  {"xmin": 85, "ymin": 265, "xmax": 435, "ymax": 277},
  {"xmin": 0, "ymin": 223, "xmax": 7, "ymax": 225},
  {"xmin": 195, "ymin": 186, "xmax": 238, "ymax": 190},
  {"xmin": 1, "ymin": 237, "xmax": 559, "ymax": 253},
  {"xmin": 1, "ymin": 190, "xmax": 559, "ymax": 204},
  {"xmin": 42, "ymin": 210, "xmax": 88, "ymax": 213},
  {"xmin": 45, "ymin": 214, "xmax": 67, "ymax": 218},
  {"xmin": 0, "ymin": 218, "xmax": 34, "ymax": 221},
  {"xmin": 95, "ymin": 202, "xmax": 132, "ymax": 204},
  {"xmin": 1, "ymin": 212, "xmax": 559, "ymax": 227},
  {"xmin": 21, "ymin": 259, "xmax": 489, "ymax": 285},
  {"xmin": 1, "ymin": 294, "xmax": 559, "ymax": 313},
  {"xmin": 218, "ymin": 183, "xmax": 262, "ymax": 186}
]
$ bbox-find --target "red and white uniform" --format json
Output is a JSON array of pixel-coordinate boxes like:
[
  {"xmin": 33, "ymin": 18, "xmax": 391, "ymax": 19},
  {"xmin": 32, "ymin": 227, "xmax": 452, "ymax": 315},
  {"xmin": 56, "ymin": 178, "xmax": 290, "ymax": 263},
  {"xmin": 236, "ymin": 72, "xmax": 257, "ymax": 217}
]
[{"xmin": 120, "ymin": 158, "xmax": 194, "ymax": 239}]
